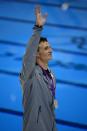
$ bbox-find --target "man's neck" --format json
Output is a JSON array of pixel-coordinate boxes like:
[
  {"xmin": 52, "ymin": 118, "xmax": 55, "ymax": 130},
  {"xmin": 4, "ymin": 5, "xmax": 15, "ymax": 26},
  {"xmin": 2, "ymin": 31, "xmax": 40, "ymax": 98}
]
[{"xmin": 37, "ymin": 60, "xmax": 48, "ymax": 70}]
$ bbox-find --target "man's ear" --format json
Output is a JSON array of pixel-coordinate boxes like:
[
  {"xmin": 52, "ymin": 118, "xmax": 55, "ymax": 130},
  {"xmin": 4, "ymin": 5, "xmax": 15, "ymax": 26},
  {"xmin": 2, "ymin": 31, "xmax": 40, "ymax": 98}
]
[{"xmin": 36, "ymin": 52, "xmax": 40, "ymax": 58}]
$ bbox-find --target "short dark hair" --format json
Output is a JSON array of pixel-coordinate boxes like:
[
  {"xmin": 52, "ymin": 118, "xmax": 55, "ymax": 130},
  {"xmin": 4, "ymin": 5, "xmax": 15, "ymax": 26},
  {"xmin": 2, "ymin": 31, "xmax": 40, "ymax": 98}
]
[
  {"xmin": 37, "ymin": 37, "xmax": 48, "ymax": 52},
  {"xmin": 39, "ymin": 37, "xmax": 48, "ymax": 44}
]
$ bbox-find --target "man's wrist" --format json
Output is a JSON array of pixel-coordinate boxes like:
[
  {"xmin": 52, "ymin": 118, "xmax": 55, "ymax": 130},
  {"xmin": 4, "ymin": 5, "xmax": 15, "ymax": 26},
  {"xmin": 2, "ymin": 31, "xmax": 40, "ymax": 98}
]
[
  {"xmin": 35, "ymin": 24, "xmax": 43, "ymax": 28},
  {"xmin": 33, "ymin": 24, "xmax": 43, "ymax": 30}
]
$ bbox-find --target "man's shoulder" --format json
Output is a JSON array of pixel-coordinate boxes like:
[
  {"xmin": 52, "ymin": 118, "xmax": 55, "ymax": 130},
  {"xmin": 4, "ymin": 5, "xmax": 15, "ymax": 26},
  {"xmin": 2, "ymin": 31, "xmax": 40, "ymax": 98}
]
[{"xmin": 34, "ymin": 65, "xmax": 43, "ymax": 76}]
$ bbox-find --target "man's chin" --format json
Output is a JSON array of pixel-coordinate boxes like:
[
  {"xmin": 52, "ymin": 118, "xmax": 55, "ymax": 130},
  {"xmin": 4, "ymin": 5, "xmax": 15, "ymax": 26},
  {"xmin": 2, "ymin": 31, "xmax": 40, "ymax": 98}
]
[{"xmin": 48, "ymin": 56, "xmax": 52, "ymax": 60}]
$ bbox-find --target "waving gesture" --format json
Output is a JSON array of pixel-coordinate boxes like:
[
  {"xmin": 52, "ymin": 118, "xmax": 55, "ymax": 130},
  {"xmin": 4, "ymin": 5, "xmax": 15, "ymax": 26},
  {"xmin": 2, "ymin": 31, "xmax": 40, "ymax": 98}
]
[{"xmin": 35, "ymin": 5, "xmax": 48, "ymax": 26}]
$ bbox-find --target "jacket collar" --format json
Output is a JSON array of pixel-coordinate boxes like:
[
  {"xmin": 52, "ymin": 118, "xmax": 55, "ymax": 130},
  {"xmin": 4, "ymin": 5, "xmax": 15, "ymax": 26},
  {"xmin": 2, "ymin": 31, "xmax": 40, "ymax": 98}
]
[
  {"xmin": 35, "ymin": 65, "xmax": 49, "ymax": 84},
  {"xmin": 35, "ymin": 65, "xmax": 54, "ymax": 98}
]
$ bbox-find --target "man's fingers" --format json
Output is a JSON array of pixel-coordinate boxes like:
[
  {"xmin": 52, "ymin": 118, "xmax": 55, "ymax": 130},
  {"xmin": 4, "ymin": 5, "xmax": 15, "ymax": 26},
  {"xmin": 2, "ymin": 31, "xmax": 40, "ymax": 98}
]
[
  {"xmin": 35, "ymin": 5, "xmax": 48, "ymax": 25},
  {"xmin": 43, "ymin": 13, "xmax": 48, "ymax": 18},
  {"xmin": 35, "ymin": 5, "xmax": 41, "ymax": 15}
]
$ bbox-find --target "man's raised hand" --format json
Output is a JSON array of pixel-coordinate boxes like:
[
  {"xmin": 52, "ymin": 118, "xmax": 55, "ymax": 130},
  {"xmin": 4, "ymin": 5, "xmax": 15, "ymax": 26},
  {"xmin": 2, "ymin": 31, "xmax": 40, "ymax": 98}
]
[{"xmin": 35, "ymin": 5, "xmax": 48, "ymax": 26}]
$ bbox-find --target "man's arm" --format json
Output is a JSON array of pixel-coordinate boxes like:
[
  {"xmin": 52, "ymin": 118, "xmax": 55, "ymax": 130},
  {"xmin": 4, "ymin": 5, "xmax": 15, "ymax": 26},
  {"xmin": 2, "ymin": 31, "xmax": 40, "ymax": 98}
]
[
  {"xmin": 21, "ymin": 26, "xmax": 42, "ymax": 83},
  {"xmin": 19, "ymin": 6, "xmax": 48, "ymax": 89}
]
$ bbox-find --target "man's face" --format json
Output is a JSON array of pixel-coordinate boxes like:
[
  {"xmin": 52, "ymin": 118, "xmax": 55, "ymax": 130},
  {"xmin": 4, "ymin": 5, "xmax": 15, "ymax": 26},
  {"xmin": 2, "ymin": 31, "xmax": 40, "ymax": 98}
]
[{"xmin": 37, "ymin": 41, "xmax": 52, "ymax": 62}]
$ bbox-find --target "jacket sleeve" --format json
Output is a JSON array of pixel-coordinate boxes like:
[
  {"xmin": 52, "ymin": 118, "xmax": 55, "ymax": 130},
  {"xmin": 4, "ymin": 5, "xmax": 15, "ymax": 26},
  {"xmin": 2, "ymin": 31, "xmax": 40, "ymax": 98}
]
[{"xmin": 19, "ymin": 26, "xmax": 43, "ymax": 90}]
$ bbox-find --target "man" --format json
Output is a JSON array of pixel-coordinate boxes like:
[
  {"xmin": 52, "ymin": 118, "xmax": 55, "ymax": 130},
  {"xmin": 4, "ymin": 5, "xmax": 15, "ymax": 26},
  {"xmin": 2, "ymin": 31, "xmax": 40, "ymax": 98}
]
[{"xmin": 19, "ymin": 6, "xmax": 58, "ymax": 131}]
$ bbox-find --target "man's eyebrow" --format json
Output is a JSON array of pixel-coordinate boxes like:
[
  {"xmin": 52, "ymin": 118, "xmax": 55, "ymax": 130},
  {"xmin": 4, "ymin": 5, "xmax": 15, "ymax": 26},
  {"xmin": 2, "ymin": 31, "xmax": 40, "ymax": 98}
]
[{"xmin": 44, "ymin": 45, "xmax": 50, "ymax": 48}]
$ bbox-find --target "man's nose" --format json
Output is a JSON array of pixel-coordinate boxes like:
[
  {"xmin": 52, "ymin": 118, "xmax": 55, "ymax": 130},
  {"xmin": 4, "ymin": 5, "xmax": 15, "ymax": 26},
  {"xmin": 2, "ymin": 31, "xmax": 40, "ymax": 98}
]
[{"xmin": 49, "ymin": 46, "xmax": 52, "ymax": 52}]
